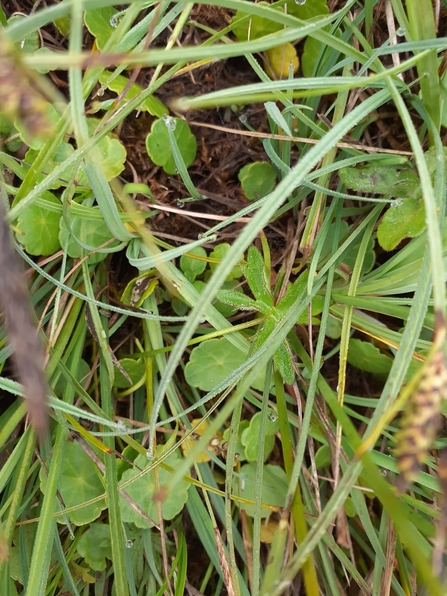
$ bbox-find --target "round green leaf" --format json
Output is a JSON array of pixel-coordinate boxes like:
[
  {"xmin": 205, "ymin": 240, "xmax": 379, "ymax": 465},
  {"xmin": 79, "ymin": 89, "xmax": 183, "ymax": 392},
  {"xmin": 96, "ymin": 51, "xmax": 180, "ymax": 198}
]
[
  {"xmin": 232, "ymin": 2, "xmax": 283, "ymax": 42},
  {"xmin": 84, "ymin": 6, "xmax": 117, "ymax": 51},
  {"xmin": 377, "ymin": 198, "xmax": 426, "ymax": 251},
  {"xmin": 234, "ymin": 463, "xmax": 288, "ymax": 518},
  {"xmin": 113, "ymin": 358, "xmax": 146, "ymax": 389},
  {"xmin": 9, "ymin": 15, "xmax": 39, "ymax": 53},
  {"xmin": 209, "ymin": 243, "xmax": 243, "ymax": 280},
  {"xmin": 17, "ymin": 191, "xmax": 62, "ymax": 256},
  {"xmin": 241, "ymin": 412, "xmax": 278, "ymax": 461},
  {"xmin": 145, "ymin": 117, "xmax": 197, "ymax": 175},
  {"xmin": 185, "ymin": 338, "xmax": 247, "ymax": 392},
  {"xmin": 77, "ymin": 523, "xmax": 112, "ymax": 571},
  {"xmin": 59, "ymin": 208, "xmax": 120, "ymax": 264},
  {"xmin": 238, "ymin": 162, "xmax": 277, "ymax": 201},
  {"xmin": 180, "ymin": 246, "xmax": 207, "ymax": 279},
  {"xmin": 347, "ymin": 338, "xmax": 393, "ymax": 376},
  {"xmin": 86, "ymin": 119, "xmax": 127, "ymax": 180},
  {"xmin": 120, "ymin": 452, "xmax": 189, "ymax": 527},
  {"xmin": 24, "ymin": 141, "xmax": 76, "ymax": 189},
  {"xmin": 40, "ymin": 441, "xmax": 106, "ymax": 526}
]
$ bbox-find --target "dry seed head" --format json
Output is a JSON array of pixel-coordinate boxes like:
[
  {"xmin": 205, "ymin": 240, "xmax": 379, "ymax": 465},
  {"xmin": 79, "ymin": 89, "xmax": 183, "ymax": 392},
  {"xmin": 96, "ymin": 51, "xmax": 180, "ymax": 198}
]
[{"xmin": 395, "ymin": 346, "xmax": 447, "ymax": 489}]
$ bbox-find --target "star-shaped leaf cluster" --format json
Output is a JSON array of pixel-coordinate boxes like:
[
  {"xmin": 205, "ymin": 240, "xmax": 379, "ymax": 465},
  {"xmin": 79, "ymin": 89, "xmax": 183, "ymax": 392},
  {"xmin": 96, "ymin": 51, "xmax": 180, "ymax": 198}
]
[{"xmin": 217, "ymin": 246, "xmax": 312, "ymax": 385}]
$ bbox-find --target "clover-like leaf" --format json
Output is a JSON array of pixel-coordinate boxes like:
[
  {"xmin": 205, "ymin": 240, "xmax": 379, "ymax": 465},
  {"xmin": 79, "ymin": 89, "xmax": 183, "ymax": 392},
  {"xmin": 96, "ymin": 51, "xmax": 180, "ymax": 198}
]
[
  {"xmin": 24, "ymin": 141, "xmax": 76, "ymax": 189},
  {"xmin": 15, "ymin": 102, "xmax": 59, "ymax": 150},
  {"xmin": 9, "ymin": 15, "xmax": 39, "ymax": 53},
  {"xmin": 347, "ymin": 338, "xmax": 393, "ymax": 377},
  {"xmin": 241, "ymin": 411, "xmax": 279, "ymax": 461},
  {"xmin": 77, "ymin": 523, "xmax": 112, "ymax": 571},
  {"xmin": 209, "ymin": 243, "xmax": 244, "ymax": 280},
  {"xmin": 120, "ymin": 452, "xmax": 190, "ymax": 527},
  {"xmin": 84, "ymin": 6, "xmax": 117, "ymax": 50},
  {"xmin": 98, "ymin": 71, "xmax": 168, "ymax": 117},
  {"xmin": 40, "ymin": 440, "xmax": 106, "ymax": 526},
  {"xmin": 377, "ymin": 198, "xmax": 425, "ymax": 251},
  {"xmin": 180, "ymin": 246, "xmax": 207, "ymax": 281},
  {"xmin": 86, "ymin": 119, "xmax": 127, "ymax": 180},
  {"xmin": 146, "ymin": 117, "xmax": 197, "ymax": 175},
  {"xmin": 232, "ymin": 2, "xmax": 283, "ymax": 41},
  {"xmin": 113, "ymin": 358, "xmax": 146, "ymax": 389},
  {"xmin": 59, "ymin": 208, "xmax": 120, "ymax": 264},
  {"xmin": 185, "ymin": 339, "xmax": 247, "ymax": 392},
  {"xmin": 17, "ymin": 191, "xmax": 61, "ymax": 256},
  {"xmin": 235, "ymin": 463, "xmax": 288, "ymax": 518},
  {"xmin": 238, "ymin": 162, "xmax": 277, "ymax": 200}
]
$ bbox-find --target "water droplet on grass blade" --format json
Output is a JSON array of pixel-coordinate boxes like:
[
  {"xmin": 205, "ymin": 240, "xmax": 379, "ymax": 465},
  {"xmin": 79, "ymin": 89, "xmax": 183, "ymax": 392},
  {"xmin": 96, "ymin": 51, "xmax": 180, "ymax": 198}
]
[
  {"xmin": 162, "ymin": 114, "xmax": 177, "ymax": 130},
  {"xmin": 146, "ymin": 449, "xmax": 155, "ymax": 460},
  {"xmin": 97, "ymin": 86, "xmax": 106, "ymax": 97},
  {"xmin": 176, "ymin": 199, "xmax": 185, "ymax": 208},
  {"xmin": 110, "ymin": 14, "xmax": 121, "ymax": 27},
  {"xmin": 396, "ymin": 27, "xmax": 405, "ymax": 37}
]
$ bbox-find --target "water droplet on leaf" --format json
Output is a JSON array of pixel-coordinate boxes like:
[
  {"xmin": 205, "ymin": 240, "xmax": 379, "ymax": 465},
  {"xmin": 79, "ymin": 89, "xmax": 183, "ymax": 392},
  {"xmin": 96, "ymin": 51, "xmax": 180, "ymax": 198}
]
[
  {"xmin": 295, "ymin": 0, "xmax": 306, "ymax": 5},
  {"xmin": 268, "ymin": 412, "xmax": 278, "ymax": 422},
  {"xmin": 396, "ymin": 27, "xmax": 405, "ymax": 37},
  {"xmin": 110, "ymin": 14, "xmax": 121, "ymax": 27},
  {"xmin": 162, "ymin": 114, "xmax": 177, "ymax": 130},
  {"xmin": 97, "ymin": 86, "xmax": 106, "ymax": 97},
  {"xmin": 126, "ymin": 540, "xmax": 133, "ymax": 548}
]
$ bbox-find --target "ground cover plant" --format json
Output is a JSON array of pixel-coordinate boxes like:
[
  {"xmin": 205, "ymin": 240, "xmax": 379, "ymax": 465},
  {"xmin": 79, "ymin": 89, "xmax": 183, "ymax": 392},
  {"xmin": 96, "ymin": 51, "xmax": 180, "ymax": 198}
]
[{"xmin": 1, "ymin": 0, "xmax": 447, "ymax": 594}]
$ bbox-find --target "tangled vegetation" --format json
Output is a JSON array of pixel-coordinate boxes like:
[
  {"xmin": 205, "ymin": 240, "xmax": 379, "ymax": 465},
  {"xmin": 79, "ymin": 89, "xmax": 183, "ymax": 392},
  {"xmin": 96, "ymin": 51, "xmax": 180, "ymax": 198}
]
[{"xmin": 1, "ymin": 0, "xmax": 447, "ymax": 594}]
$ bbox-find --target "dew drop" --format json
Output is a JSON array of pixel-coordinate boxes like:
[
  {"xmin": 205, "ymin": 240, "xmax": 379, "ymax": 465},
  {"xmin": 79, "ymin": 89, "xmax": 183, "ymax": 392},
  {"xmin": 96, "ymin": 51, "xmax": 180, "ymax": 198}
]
[
  {"xmin": 268, "ymin": 412, "xmax": 278, "ymax": 422},
  {"xmin": 176, "ymin": 199, "xmax": 185, "ymax": 208},
  {"xmin": 97, "ymin": 86, "xmax": 106, "ymax": 97},
  {"xmin": 146, "ymin": 449, "xmax": 155, "ymax": 460},
  {"xmin": 198, "ymin": 233, "xmax": 204, "ymax": 240},
  {"xmin": 126, "ymin": 540, "xmax": 133, "ymax": 548},
  {"xmin": 393, "ymin": 198, "xmax": 403, "ymax": 207},
  {"xmin": 20, "ymin": 39, "xmax": 25, "ymax": 49},
  {"xmin": 162, "ymin": 114, "xmax": 177, "ymax": 130},
  {"xmin": 116, "ymin": 420, "xmax": 127, "ymax": 433},
  {"xmin": 295, "ymin": 0, "xmax": 306, "ymax": 5},
  {"xmin": 110, "ymin": 14, "xmax": 121, "ymax": 27},
  {"xmin": 396, "ymin": 26, "xmax": 405, "ymax": 37},
  {"xmin": 239, "ymin": 114, "xmax": 248, "ymax": 124}
]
